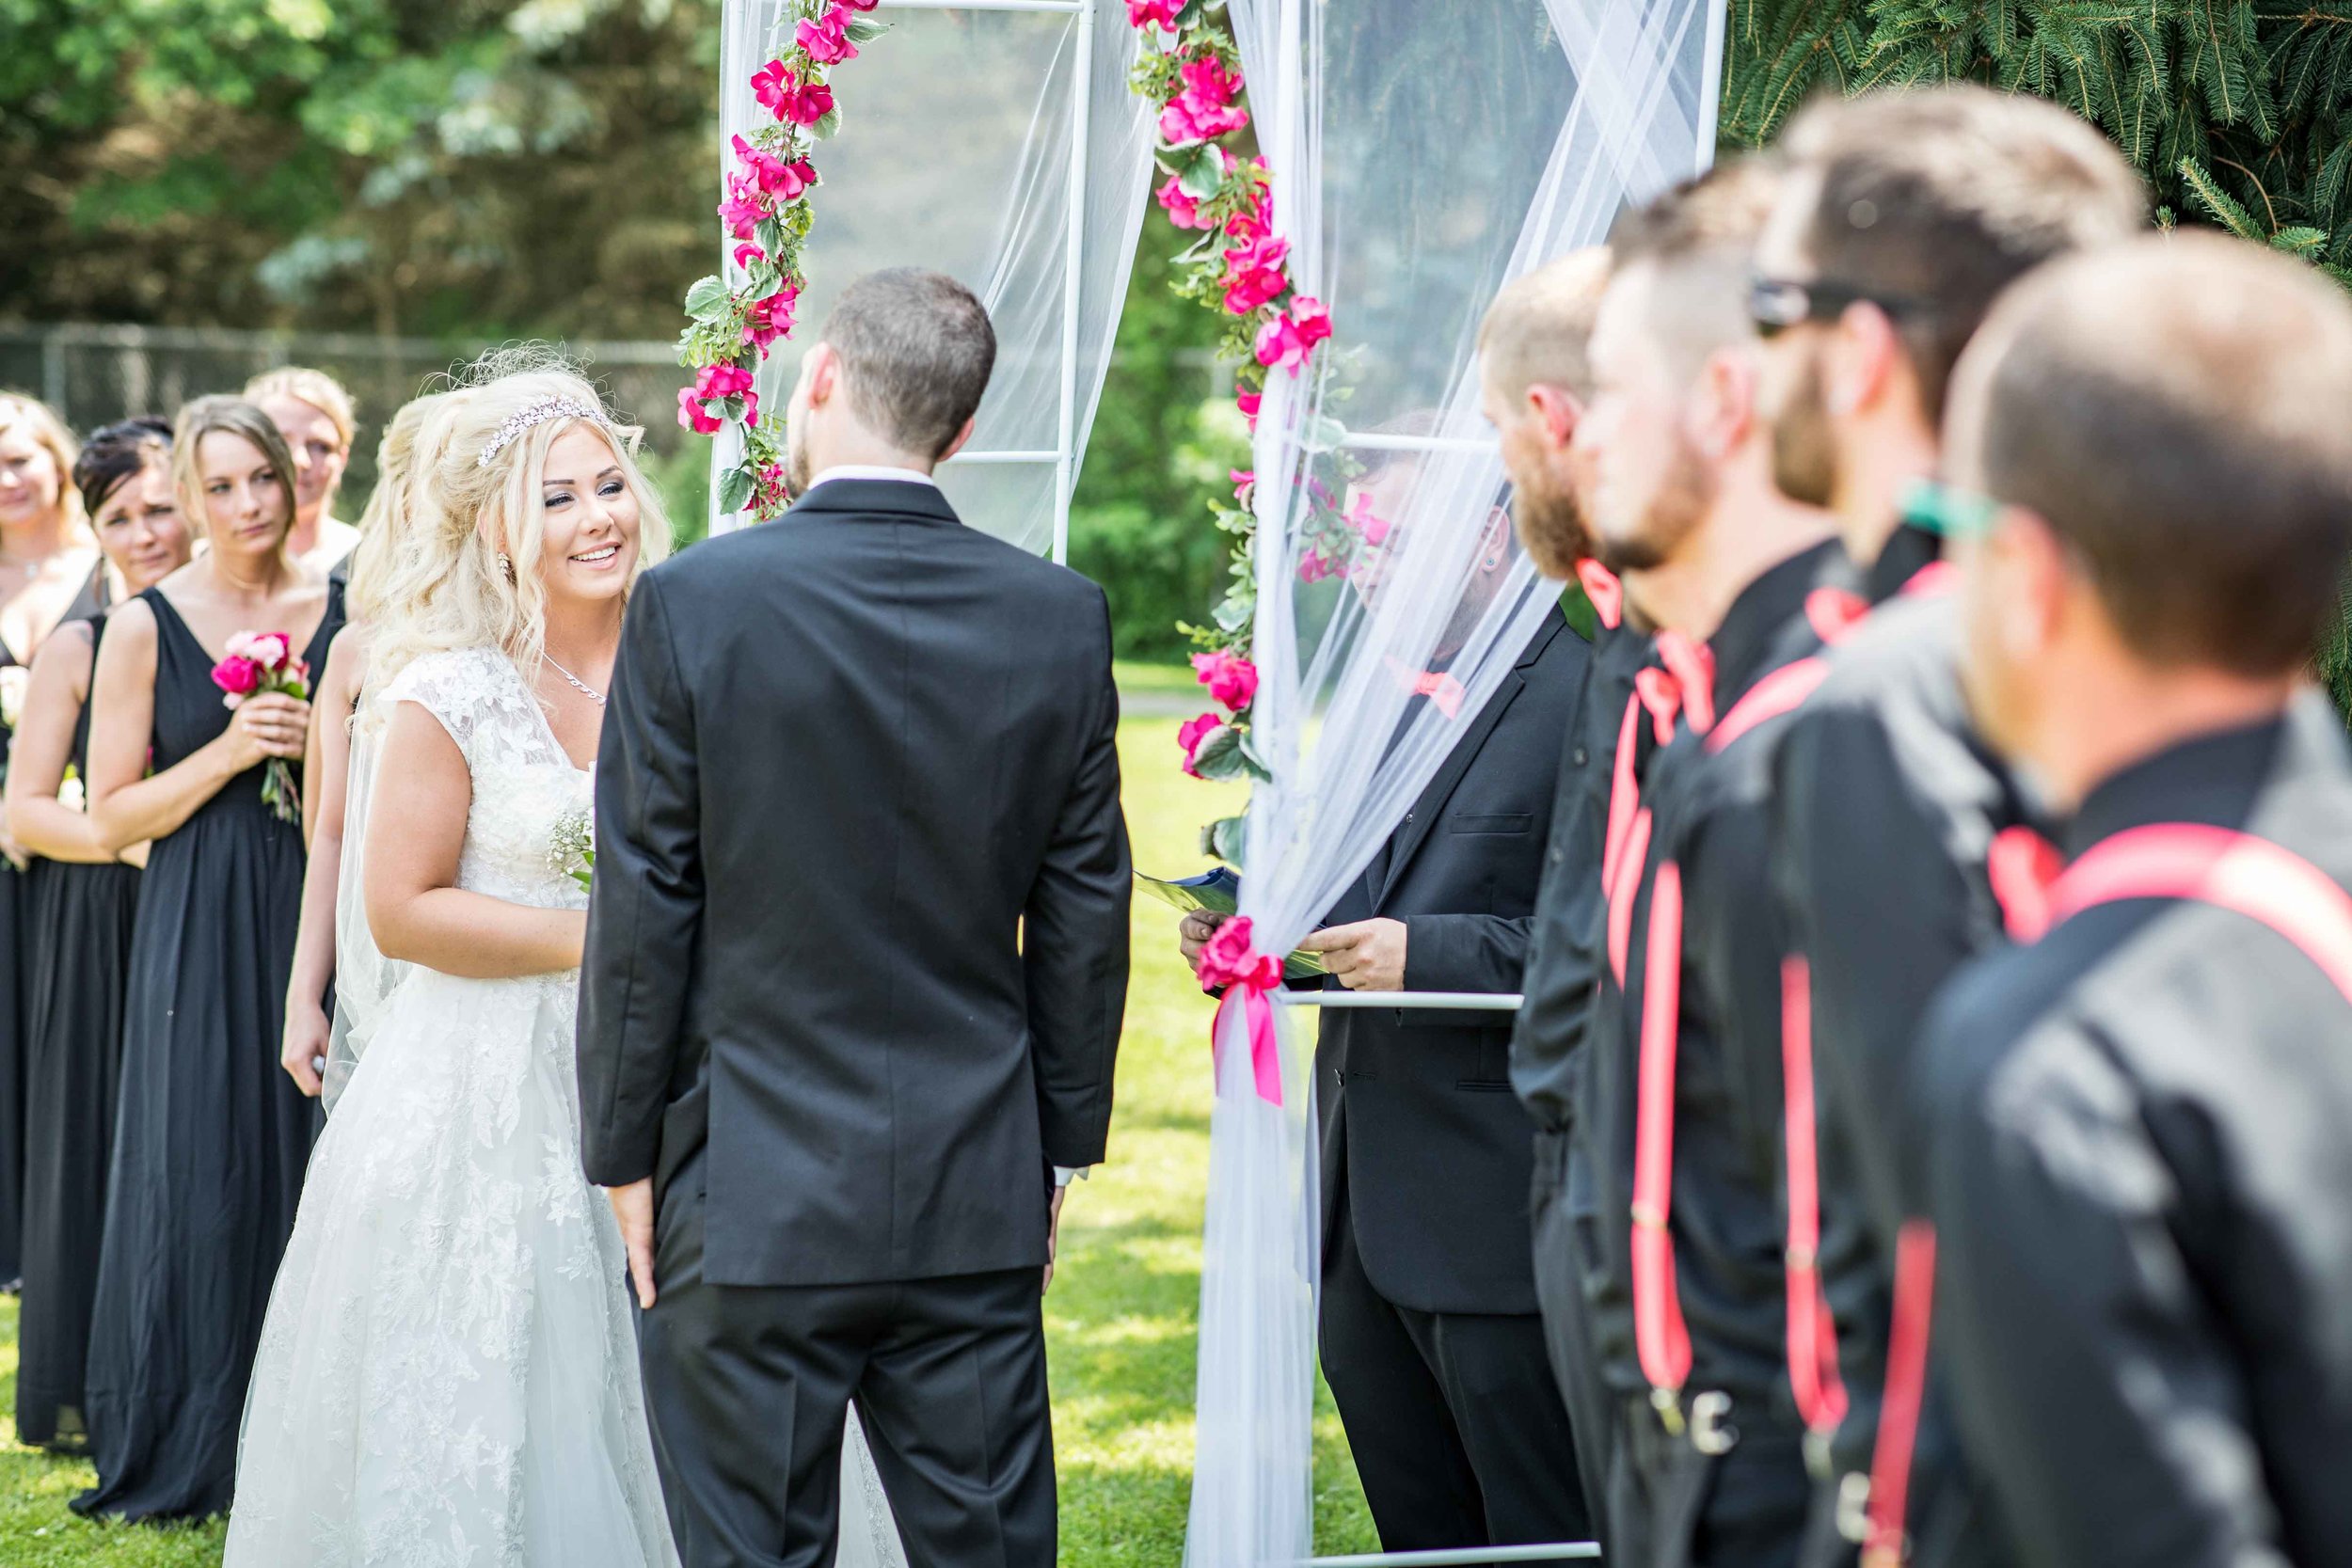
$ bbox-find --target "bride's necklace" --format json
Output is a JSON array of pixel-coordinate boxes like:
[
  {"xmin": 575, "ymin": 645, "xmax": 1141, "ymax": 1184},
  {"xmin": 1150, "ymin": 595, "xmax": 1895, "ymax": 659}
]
[{"xmin": 546, "ymin": 655, "xmax": 607, "ymax": 707}]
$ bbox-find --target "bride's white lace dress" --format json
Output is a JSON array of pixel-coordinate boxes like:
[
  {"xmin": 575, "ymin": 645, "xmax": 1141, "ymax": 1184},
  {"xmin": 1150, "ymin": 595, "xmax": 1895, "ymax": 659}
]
[{"xmin": 224, "ymin": 647, "xmax": 907, "ymax": 1567}]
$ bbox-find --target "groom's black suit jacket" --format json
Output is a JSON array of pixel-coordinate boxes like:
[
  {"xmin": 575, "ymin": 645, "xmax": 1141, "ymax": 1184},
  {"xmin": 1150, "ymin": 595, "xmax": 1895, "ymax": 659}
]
[
  {"xmin": 1316, "ymin": 607, "xmax": 1589, "ymax": 1317},
  {"xmin": 578, "ymin": 478, "xmax": 1132, "ymax": 1288}
]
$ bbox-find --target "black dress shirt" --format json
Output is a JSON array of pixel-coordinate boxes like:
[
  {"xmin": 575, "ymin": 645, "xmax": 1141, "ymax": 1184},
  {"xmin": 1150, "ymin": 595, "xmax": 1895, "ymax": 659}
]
[
  {"xmin": 1766, "ymin": 528, "xmax": 2029, "ymax": 1561},
  {"xmin": 1512, "ymin": 618, "xmax": 1657, "ymax": 1133},
  {"xmin": 1574, "ymin": 536, "xmax": 1854, "ymax": 1408},
  {"xmin": 1917, "ymin": 695, "xmax": 2352, "ymax": 1568}
]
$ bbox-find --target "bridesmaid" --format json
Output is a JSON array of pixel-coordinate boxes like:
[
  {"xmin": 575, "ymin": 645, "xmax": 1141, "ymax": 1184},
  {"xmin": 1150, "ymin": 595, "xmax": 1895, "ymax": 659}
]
[
  {"xmin": 280, "ymin": 389, "xmax": 457, "ymax": 1102},
  {"xmin": 76, "ymin": 396, "xmax": 343, "ymax": 1521},
  {"xmin": 246, "ymin": 368, "xmax": 362, "ymax": 574},
  {"xmin": 0, "ymin": 392, "xmax": 103, "ymax": 1293},
  {"xmin": 7, "ymin": 418, "xmax": 193, "ymax": 1450}
]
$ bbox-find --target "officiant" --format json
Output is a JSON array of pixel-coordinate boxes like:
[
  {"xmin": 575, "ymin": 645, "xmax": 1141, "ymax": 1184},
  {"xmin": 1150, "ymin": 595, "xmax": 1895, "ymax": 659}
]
[{"xmin": 1179, "ymin": 455, "xmax": 1591, "ymax": 1558}]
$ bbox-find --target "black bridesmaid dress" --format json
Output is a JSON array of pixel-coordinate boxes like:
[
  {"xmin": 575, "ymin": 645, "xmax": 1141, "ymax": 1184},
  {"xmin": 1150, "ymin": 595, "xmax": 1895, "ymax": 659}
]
[
  {"xmin": 0, "ymin": 563, "xmax": 108, "ymax": 1292},
  {"xmin": 74, "ymin": 580, "xmax": 342, "ymax": 1521},
  {"xmin": 17, "ymin": 612, "xmax": 141, "ymax": 1450}
]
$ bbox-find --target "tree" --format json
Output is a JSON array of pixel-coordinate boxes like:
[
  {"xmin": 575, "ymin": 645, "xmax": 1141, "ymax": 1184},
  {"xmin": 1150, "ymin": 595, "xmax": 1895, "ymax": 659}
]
[
  {"xmin": 1721, "ymin": 2, "xmax": 2352, "ymax": 710},
  {"xmin": 0, "ymin": 0, "xmax": 718, "ymax": 339}
]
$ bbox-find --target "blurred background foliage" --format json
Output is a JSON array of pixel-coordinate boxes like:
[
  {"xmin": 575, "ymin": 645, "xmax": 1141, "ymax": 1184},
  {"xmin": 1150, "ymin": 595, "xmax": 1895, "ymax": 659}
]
[{"xmin": 1, "ymin": 0, "xmax": 2345, "ymax": 689}]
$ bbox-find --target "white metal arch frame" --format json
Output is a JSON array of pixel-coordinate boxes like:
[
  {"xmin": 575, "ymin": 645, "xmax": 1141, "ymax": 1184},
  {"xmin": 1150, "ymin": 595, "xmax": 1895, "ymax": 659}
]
[{"xmin": 710, "ymin": 0, "xmax": 1153, "ymax": 562}]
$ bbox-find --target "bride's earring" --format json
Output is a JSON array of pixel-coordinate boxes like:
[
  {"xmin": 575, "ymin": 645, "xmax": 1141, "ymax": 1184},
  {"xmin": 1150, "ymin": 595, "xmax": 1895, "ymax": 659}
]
[{"xmin": 498, "ymin": 551, "xmax": 515, "ymax": 580}]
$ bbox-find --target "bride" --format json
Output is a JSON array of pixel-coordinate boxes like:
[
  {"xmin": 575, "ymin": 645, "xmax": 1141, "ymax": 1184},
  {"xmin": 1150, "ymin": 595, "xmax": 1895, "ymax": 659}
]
[{"xmin": 226, "ymin": 365, "xmax": 907, "ymax": 1567}]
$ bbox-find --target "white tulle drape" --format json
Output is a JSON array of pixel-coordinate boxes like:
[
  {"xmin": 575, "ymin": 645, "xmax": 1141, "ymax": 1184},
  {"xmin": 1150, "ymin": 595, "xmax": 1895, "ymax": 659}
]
[
  {"xmin": 712, "ymin": 0, "xmax": 1157, "ymax": 554},
  {"xmin": 1184, "ymin": 3, "xmax": 1724, "ymax": 1561}
]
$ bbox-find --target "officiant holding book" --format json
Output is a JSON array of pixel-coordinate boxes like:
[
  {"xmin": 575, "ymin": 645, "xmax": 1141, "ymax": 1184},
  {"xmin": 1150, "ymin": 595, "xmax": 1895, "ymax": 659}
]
[{"xmin": 1177, "ymin": 458, "xmax": 1591, "ymax": 1560}]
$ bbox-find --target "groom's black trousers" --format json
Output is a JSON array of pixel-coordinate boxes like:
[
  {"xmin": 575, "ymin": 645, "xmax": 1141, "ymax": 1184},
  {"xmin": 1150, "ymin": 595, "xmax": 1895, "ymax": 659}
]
[{"xmin": 640, "ymin": 1187, "xmax": 1055, "ymax": 1568}]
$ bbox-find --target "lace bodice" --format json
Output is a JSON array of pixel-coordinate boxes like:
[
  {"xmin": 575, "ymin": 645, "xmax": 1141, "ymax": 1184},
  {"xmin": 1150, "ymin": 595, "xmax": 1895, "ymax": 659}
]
[{"xmin": 378, "ymin": 647, "xmax": 590, "ymax": 916}]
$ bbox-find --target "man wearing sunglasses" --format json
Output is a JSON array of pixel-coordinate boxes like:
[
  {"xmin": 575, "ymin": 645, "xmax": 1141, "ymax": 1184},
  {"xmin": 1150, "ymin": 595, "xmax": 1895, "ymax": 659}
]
[{"xmin": 1749, "ymin": 85, "xmax": 2145, "ymax": 1567}]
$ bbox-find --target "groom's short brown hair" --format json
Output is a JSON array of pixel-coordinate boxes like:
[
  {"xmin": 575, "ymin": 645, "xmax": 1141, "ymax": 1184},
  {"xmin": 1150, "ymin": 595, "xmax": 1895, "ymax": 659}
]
[{"xmin": 822, "ymin": 268, "xmax": 997, "ymax": 459}]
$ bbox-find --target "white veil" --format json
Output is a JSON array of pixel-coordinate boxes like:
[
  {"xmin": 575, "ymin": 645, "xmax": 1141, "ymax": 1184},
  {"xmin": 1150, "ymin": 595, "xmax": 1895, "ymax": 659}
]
[{"xmin": 322, "ymin": 673, "xmax": 407, "ymax": 1114}]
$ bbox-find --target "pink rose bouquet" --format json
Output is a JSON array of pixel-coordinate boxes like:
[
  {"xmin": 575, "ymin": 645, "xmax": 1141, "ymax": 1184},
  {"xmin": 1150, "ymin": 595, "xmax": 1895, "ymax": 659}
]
[{"xmin": 212, "ymin": 630, "xmax": 310, "ymax": 823}]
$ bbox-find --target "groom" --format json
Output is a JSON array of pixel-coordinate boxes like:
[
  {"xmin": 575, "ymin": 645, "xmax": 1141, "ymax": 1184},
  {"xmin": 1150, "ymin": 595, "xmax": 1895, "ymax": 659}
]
[{"xmin": 579, "ymin": 267, "xmax": 1133, "ymax": 1568}]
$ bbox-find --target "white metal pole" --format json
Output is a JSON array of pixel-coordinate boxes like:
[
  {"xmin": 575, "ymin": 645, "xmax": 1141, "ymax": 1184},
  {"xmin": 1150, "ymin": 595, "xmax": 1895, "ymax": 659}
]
[
  {"xmin": 1048, "ymin": 0, "xmax": 1095, "ymax": 565},
  {"xmin": 1274, "ymin": 992, "xmax": 1525, "ymax": 1012}
]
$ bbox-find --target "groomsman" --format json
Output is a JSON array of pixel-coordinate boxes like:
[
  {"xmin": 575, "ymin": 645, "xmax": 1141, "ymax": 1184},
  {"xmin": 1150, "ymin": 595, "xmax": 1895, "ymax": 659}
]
[
  {"xmin": 1569, "ymin": 160, "xmax": 1848, "ymax": 1568},
  {"xmin": 1480, "ymin": 248, "xmax": 1654, "ymax": 1542},
  {"xmin": 1749, "ymin": 87, "xmax": 2146, "ymax": 1564},
  {"xmin": 1179, "ymin": 460, "xmax": 1592, "ymax": 1557},
  {"xmin": 1914, "ymin": 233, "xmax": 2352, "ymax": 1568}
]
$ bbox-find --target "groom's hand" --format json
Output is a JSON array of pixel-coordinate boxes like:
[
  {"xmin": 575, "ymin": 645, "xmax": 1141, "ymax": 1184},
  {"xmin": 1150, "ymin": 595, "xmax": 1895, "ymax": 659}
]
[
  {"xmin": 608, "ymin": 1180, "xmax": 658, "ymax": 1309},
  {"xmin": 1043, "ymin": 1186, "xmax": 1068, "ymax": 1295}
]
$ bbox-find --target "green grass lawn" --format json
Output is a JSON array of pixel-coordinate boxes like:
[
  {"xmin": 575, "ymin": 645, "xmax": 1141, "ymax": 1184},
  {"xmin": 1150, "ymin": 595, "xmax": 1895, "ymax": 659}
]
[{"xmin": 0, "ymin": 714, "xmax": 1378, "ymax": 1566}]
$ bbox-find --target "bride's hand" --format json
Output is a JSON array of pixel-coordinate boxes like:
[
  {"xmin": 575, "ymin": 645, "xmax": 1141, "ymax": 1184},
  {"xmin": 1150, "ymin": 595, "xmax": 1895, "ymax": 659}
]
[
  {"xmin": 608, "ymin": 1179, "xmax": 657, "ymax": 1308},
  {"xmin": 281, "ymin": 995, "xmax": 331, "ymax": 1099}
]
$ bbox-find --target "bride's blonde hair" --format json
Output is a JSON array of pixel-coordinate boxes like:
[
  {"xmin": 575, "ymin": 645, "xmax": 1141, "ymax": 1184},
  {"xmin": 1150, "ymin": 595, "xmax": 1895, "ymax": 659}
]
[{"xmin": 366, "ymin": 350, "xmax": 672, "ymax": 709}]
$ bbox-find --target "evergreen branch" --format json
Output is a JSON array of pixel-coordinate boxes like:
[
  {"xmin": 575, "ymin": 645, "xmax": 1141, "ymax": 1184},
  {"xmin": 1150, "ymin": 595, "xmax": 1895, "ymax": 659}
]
[{"xmin": 2179, "ymin": 153, "xmax": 2269, "ymax": 236}]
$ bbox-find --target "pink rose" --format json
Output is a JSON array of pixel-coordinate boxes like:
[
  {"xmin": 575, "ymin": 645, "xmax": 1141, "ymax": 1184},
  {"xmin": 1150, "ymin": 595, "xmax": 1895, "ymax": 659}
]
[
  {"xmin": 1230, "ymin": 467, "xmax": 1255, "ymax": 508},
  {"xmin": 1126, "ymin": 0, "xmax": 1184, "ymax": 28},
  {"xmin": 1159, "ymin": 90, "xmax": 1249, "ymax": 147},
  {"xmin": 1345, "ymin": 491, "xmax": 1391, "ymax": 546},
  {"xmin": 1296, "ymin": 548, "xmax": 1335, "ymax": 584},
  {"xmin": 250, "ymin": 632, "xmax": 291, "ymax": 669},
  {"xmin": 696, "ymin": 363, "xmax": 755, "ymax": 402},
  {"xmin": 733, "ymin": 241, "xmax": 768, "ymax": 271},
  {"xmin": 741, "ymin": 286, "xmax": 799, "ymax": 350},
  {"xmin": 779, "ymin": 74, "xmax": 834, "ymax": 127},
  {"xmin": 212, "ymin": 656, "xmax": 261, "ymax": 703},
  {"xmin": 1236, "ymin": 388, "xmax": 1261, "ymax": 429},
  {"xmin": 1179, "ymin": 54, "xmax": 1243, "ymax": 107},
  {"xmin": 1177, "ymin": 710, "xmax": 1226, "ymax": 778},
  {"xmin": 679, "ymin": 387, "xmax": 723, "ymax": 435},
  {"xmin": 1191, "ymin": 650, "xmax": 1260, "ymax": 713},
  {"xmin": 751, "ymin": 58, "xmax": 795, "ymax": 115},
  {"xmin": 843, "ymin": 0, "xmax": 879, "ymax": 9},
  {"xmin": 1289, "ymin": 295, "xmax": 1332, "ymax": 348},
  {"xmin": 1156, "ymin": 174, "xmax": 1209, "ymax": 230},
  {"xmin": 755, "ymin": 62, "xmax": 834, "ymax": 126},
  {"xmin": 734, "ymin": 136, "xmax": 816, "ymax": 202},
  {"xmin": 1254, "ymin": 296, "xmax": 1331, "ymax": 374},
  {"xmin": 1197, "ymin": 915, "xmax": 1279, "ymax": 996},
  {"xmin": 1219, "ymin": 232, "xmax": 1290, "ymax": 315},
  {"xmin": 798, "ymin": 6, "xmax": 857, "ymax": 64},
  {"xmin": 719, "ymin": 175, "xmax": 767, "ymax": 242}
]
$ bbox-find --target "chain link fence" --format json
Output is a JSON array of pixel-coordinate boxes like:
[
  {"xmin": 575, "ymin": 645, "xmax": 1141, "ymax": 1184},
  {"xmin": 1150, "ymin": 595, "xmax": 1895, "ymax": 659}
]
[{"xmin": 0, "ymin": 324, "xmax": 702, "ymax": 521}]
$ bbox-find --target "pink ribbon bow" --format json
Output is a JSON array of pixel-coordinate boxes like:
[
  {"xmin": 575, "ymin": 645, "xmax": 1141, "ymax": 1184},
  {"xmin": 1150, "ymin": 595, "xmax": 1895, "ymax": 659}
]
[
  {"xmin": 1414, "ymin": 670, "xmax": 1467, "ymax": 719},
  {"xmin": 1197, "ymin": 916, "xmax": 1286, "ymax": 1106},
  {"xmin": 1633, "ymin": 631, "xmax": 1717, "ymax": 743},
  {"xmin": 1577, "ymin": 558, "xmax": 1624, "ymax": 630}
]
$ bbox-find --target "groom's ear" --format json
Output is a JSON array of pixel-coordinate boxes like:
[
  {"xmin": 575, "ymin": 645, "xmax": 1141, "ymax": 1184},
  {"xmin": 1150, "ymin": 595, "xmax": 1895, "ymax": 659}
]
[{"xmin": 803, "ymin": 343, "xmax": 841, "ymax": 410}]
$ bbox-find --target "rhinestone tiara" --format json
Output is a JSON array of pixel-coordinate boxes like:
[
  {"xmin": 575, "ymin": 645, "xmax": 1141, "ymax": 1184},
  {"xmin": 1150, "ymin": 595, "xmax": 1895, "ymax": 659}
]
[{"xmin": 477, "ymin": 397, "xmax": 611, "ymax": 469}]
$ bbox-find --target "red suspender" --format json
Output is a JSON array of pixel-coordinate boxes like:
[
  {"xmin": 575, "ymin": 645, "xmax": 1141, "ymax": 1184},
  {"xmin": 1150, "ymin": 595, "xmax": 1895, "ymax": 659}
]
[
  {"xmin": 1707, "ymin": 657, "xmax": 1829, "ymax": 756},
  {"xmin": 1781, "ymin": 955, "xmax": 1849, "ymax": 1435},
  {"xmin": 2043, "ymin": 826, "xmax": 2352, "ymax": 994},
  {"xmin": 1864, "ymin": 1221, "xmax": 1939, "ymax": 1566},
  {"xmin": 1601, "ymin": 695, "xmax": 1642, "ymax": 894},
  {"xmin": 1631, "ymin": 859, "xmax": 1692, "ymax": 1417},
  {"xmin": 1867, "ymin": 823, "xmax": 2352, "ymax": 1564},
  {"xmin": 1608, "ymin": 807, "xmax": 1654, "ymax": 987},
  {"xmin": 1901, "ymin": 561, "xmax": 1959, "ymax": 598}
]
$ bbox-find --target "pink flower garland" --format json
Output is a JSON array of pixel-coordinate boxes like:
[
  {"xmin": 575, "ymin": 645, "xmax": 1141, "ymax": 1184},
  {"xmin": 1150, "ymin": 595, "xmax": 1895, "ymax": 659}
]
[
  {"xmin": 1126, "ymin": 3, "xmax": 1340, "ymax": 820},
  {"xmin": 677, "ymin": 0, "xmax": 883, "ymax": 522}
]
